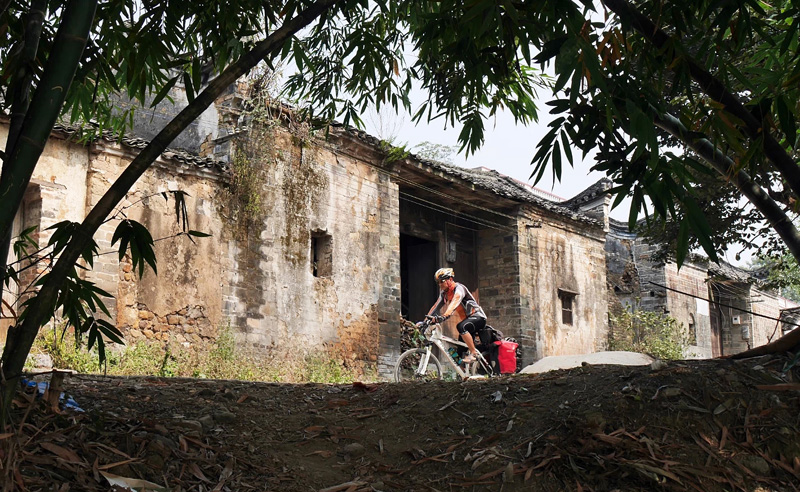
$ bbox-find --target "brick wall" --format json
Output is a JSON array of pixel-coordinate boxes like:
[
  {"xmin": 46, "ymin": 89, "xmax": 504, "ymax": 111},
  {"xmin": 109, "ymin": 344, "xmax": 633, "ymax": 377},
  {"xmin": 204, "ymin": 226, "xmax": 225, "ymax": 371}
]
[{"xmin": 664, "ymin": 262, "xmax": 713, "ymax": 358}]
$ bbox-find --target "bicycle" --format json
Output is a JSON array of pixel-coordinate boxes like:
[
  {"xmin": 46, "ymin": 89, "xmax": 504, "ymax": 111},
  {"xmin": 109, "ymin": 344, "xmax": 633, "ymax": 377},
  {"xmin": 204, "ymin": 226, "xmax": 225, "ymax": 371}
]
[{"xmin": 394, "ymin": 319, "xmax": 494, "ymax": 382}]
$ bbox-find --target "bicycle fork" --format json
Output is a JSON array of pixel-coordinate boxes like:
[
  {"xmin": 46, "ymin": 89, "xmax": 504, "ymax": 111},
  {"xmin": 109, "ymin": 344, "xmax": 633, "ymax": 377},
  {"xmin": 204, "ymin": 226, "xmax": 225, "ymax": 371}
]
[{"xmin": 416, "ymin": 346, "xmax": 433, "ymax": 376}]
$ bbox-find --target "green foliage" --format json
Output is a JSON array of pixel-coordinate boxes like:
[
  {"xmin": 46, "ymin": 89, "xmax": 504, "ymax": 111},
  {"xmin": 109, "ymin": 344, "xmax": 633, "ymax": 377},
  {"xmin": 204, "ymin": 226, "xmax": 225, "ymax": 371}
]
[
  {"xmin": 751, "ymin": 251, "xmax": 800, "ymax": 303},
  {"xmin": 282, "ymin": 0, "xmax": 544, "ymax": 155},
  {"xmin": 34, "ymin": 328, "xmax": 101, "ymax": 374},
  {"xmin": 527, "ymin": 0, "xmax": 800, "ymax": 265},
  {"xmin": 380, "ymin": 141, "xmax": 410, "ymax": 163},
  {"xmin": 27, "ymin": 324, "xmax": 372, "ymax": 383},
  {"xmin": 302, "ymin": 352, "xmax": 364, "ymax": 384},
  {"xmin": 18, "ymin": 220, "xmax": 126, "ymax": 368},
  {"xmin": 609, "ymin": 306, "xmax": 689, "ymax": 360},
  {"xmin": 413, "ymin": 141, "xmax": 459, "ymax": 164},
  {"xmin": 112, "ymin": 220, "xmax": 157, "ymax": 277}
]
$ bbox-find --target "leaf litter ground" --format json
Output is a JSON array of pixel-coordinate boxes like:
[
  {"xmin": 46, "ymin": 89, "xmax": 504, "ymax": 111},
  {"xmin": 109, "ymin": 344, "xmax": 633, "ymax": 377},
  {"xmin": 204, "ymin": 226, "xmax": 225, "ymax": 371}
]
[{"xmin": 5, "ymin": 353, "xmax": 800, "ymax": 491}]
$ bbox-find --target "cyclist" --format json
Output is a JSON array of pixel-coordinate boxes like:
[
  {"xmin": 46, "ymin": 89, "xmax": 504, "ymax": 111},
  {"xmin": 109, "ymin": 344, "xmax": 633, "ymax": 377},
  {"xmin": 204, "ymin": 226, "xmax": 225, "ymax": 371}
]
[{"xmin": 425, "ymin": 268, "xmax": 487, "ymax": 364}]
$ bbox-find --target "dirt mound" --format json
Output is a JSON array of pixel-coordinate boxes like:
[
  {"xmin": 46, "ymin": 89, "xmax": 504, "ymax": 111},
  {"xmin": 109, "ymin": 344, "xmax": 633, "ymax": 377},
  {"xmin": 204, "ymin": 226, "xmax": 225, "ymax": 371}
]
[
  {"xmin": 5, "ymin": 353, "xmax": 799, "ymax": 491},
  {"xmin": 521, "ymin": 351, "xmax": 654, "ymax": 373}
]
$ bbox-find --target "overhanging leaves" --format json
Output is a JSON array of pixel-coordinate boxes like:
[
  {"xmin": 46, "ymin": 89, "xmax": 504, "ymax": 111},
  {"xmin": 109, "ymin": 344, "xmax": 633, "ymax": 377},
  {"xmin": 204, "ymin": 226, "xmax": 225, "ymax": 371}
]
[{"xmin": 111, "ymin": 220, "xmax": 157, "ymax": 277}]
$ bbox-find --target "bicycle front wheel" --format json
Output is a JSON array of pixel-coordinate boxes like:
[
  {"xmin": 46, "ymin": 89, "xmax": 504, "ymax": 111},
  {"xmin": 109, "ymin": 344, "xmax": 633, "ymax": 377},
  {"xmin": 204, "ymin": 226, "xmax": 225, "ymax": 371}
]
[{"xmin": 394, "ymin": 348, "xmax": 443, "ymax": 382}]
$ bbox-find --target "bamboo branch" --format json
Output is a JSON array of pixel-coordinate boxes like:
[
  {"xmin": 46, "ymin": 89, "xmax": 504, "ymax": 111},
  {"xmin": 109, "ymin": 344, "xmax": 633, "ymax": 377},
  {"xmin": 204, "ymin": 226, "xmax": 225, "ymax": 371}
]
[
  {"xmin": 654, "ymin": 113, "xmax": 800, "ymax": 262},
  {"xmin": 602, "ymin": 0, "xmax": 800, "ymax": 198}
]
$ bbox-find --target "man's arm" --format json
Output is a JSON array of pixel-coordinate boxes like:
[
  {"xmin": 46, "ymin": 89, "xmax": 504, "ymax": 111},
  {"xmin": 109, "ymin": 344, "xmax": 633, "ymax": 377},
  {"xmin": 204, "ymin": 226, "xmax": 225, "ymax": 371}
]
[{"xmin": 426, "ymin": 297, "xmax": 443, "ymax": 317}]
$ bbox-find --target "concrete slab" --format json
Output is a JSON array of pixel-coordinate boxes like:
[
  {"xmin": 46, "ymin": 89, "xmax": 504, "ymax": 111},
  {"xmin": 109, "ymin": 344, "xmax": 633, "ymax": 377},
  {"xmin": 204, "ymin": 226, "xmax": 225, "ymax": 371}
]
[{"xmin": 520, "ymin": 351, "xmax": 655, "ymax": 374}]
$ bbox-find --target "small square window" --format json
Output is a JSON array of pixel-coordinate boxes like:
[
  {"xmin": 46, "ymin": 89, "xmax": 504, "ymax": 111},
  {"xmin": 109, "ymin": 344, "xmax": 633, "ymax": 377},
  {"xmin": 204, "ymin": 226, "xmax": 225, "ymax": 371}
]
[
  {"xmin": 558, "ymin": 289, "xmax": 578, "ymax": 326},
  {"xmin": 311, "ymin": 230, "xmax": 332, "ymax": 277}
]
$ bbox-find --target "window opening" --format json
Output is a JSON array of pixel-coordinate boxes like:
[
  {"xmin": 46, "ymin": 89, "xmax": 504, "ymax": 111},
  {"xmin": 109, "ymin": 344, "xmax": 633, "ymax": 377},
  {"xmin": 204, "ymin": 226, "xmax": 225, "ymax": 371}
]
[
  {"xmin": 688, "ymin": 314, "xmax": 697, "ymax": 345},
  {"xmin": 558, "ymin": 289, "xmax": 578, "ymax": 326},
  {"xmin": 310, "ymin": 230, "xmax": 332, "ymax": 277}
]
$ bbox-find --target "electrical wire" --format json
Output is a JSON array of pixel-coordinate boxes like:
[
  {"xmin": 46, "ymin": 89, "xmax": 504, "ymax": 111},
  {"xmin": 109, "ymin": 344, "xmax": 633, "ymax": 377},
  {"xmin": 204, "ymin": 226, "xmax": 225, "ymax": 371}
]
[{"xmin": 648, "ymin": 281, "xmax": 800, "ymax": 329}]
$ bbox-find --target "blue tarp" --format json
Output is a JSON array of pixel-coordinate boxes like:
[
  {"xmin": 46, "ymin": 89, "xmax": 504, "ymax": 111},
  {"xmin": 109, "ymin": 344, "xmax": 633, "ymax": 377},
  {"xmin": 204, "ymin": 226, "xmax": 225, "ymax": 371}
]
[{"xmin": 20, "ymin": 377, "xmax": 83, "ymax": 412}]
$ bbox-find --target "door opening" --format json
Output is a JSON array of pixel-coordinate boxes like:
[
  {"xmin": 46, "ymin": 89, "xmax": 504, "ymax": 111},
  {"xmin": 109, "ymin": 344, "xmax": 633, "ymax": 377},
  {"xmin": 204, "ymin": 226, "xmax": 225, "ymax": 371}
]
[{"xmin": 400, "ymin": 234, "xmax": 438, "ymax": 323}]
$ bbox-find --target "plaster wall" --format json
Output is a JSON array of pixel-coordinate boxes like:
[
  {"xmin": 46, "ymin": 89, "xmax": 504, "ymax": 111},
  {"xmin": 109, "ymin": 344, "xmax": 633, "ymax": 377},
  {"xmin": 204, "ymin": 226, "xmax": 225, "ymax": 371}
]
[
  {"xmin": 1, "ymin": 126, "xmax": 90, "ymax": 337},
  {"xmin": 516, "ymin": 209, "xmax": 608, "ymax": 361}
]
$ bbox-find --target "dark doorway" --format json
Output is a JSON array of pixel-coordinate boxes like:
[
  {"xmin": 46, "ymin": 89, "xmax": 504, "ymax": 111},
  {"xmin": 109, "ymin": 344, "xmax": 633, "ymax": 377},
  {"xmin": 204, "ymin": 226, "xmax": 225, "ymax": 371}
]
[
  {"xmin": 400, "ymin": 234, "xmax": 438, "ymax": 323},
  {"xmin": 446, "ymin": 224, "xmax": 478, "ymax": 301}
]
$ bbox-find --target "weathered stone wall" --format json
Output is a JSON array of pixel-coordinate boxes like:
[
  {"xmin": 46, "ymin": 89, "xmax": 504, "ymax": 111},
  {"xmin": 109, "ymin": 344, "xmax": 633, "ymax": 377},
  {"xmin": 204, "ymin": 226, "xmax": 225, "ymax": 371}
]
[
  {"xmin": 3, "ymin": 118, "xmax": 401, "ymax": 379},
  {"xmin": 710, "ymin": 282, "xmax": 752, "ymax": 355},
  {"xmin": 664, "ymin": 262, "xmax": 713, "ymax": 358},
  {"xmin": 217, "ymin": 127, "xmax": 399, "ymax": 377},
  {"xmin": 630, "ymin": 238, "xmax": 668, "ymax": 313},
  {"xmin": 605, "ymin": 223, "xmax": 640, "ymax": 314},
  {"xmin": 516, "ymin": 208, "xmax": 608, "ymax": 361}
]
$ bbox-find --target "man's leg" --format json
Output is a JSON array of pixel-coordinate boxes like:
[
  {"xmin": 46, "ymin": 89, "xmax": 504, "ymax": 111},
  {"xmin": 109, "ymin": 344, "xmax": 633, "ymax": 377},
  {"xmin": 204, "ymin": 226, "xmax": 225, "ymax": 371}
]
[
  {"xmin": 461, "ymin": 331, "xmax": 478, "ymax": 355},
  {"xmin": 457, "ymin": 317, "xmax": 482, "ymax": 362}
]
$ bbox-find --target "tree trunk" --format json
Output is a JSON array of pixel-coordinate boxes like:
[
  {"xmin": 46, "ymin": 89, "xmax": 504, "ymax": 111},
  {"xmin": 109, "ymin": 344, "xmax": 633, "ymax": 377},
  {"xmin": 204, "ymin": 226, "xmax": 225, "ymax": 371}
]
[
  {"xmin": 0, "ymin": 0, "xmax": 97, "ymax": 423},
  {"xmin": 0, "ymin": 0, "xmax": 47, "ymax": 319},
  {"xmin": 0, "ymin": 0, "xmax": 95, "ymax": 252}
]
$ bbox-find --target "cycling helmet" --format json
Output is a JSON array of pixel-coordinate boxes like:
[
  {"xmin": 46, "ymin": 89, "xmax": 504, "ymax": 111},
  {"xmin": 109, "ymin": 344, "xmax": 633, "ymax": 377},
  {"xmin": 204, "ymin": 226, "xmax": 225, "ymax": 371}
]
[{"xmin": 434, "ymin": 268, "xmax": 454, "ymax": 282}]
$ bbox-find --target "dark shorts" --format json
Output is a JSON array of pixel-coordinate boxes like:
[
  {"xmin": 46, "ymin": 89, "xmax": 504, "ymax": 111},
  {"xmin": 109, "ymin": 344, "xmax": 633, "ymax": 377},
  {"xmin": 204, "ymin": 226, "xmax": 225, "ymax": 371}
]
[{"xmin": 456, "ymin": 316, "xmax": 487, "ymax": 337}]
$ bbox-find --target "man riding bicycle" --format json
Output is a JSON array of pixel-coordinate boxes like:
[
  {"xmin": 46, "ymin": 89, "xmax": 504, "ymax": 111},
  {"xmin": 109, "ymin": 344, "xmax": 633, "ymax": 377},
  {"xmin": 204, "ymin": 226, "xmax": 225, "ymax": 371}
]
[{"xmin": 425, "ymin": 268, "xmax": 487, "ymax": 364}]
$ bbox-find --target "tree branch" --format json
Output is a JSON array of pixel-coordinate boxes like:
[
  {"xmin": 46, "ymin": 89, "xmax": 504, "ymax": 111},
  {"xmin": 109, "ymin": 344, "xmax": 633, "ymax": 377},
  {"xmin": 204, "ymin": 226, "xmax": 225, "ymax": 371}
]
[
  {"xmin": 654, "ymin": 112, "xmax": 800, "ymax": 263},
  {"xmin": 602, "ymin": 0, "xmax": 800, "ymax": 198}
]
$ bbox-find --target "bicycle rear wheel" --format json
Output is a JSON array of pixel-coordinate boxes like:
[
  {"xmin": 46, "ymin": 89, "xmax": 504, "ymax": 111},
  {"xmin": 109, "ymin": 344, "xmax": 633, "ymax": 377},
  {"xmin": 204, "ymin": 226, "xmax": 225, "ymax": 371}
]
[{"xmin": 394, "ymin": 348, "xmax": 443, "ymax": 382}]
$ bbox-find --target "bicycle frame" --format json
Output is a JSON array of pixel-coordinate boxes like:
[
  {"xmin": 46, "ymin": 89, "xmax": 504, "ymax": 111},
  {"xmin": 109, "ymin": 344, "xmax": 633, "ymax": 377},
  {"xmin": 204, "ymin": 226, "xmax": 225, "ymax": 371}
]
[{"xmin": 415, "ymin": 323, "xmax": 492, "ymax": 379}]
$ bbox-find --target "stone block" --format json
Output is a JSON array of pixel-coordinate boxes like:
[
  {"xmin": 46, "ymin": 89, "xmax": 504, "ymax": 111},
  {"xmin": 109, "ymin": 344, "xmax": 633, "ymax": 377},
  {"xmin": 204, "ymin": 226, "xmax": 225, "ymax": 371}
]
[{"xmin": 167, "ymin": 315, "xmax": 182, "ymax": 325}]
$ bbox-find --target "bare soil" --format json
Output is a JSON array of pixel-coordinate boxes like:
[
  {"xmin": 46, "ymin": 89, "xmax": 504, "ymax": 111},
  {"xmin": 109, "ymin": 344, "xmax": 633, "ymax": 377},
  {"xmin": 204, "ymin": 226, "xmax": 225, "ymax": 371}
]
[{"xmin": 5, "ymin": 353, "xmax": 800, "ymax": 491}]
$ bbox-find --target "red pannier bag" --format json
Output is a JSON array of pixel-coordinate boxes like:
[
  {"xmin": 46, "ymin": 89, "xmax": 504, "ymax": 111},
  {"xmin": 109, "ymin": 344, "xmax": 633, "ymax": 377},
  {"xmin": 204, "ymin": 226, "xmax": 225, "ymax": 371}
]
[{"xmin": 494, "ymin": 339, "xmax": 518, "ymax": 374}]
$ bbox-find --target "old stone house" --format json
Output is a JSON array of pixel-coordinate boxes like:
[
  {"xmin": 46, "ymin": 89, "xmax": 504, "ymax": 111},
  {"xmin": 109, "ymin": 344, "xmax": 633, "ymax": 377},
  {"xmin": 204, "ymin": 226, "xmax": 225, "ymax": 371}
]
[
  {"xmin": 2, "ymin": 95, "xmax": 611, "ymax": 378},
  {"xmin": 606, "ymin": 219, "xmax": 798, "ymax": 358}
]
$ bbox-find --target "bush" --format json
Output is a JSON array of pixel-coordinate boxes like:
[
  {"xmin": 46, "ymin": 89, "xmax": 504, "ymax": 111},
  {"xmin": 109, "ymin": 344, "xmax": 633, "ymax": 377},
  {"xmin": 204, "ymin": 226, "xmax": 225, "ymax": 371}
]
[{"xmin": 609, "ymin": 306, "xmax": 689, "ymax": 360}]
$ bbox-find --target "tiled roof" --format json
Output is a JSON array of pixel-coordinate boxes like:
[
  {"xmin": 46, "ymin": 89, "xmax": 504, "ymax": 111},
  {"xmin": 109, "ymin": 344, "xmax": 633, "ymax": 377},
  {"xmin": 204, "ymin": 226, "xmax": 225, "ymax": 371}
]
[
  {"xmin": 331, "ymin": 123, "xmax": 604, "ymax": 227},
  {"xmin": 51, "ymin": 117, "xmax": 604, "ymax": 227},
  {"xmin": 412, "ymin": 156, "xmax": 605, "ymax": 226},
  {"xmin": 560, "ymin": 178, "xmax": 612, "ymax": 210},
  {"xmin": 707, "ymin": 259, "xmax": 756, "ymax": 283},
  {"xmin": 52, "ymin": 123, "xmax": 228, "ymax": 173}
]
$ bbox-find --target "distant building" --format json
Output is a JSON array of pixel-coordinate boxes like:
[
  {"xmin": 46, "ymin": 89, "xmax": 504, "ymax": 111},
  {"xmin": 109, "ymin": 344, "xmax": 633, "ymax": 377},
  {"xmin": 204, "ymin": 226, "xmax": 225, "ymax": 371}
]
[{"xmin": 606, "ymin": 219, "xmax": 798, "ymax": 357}]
